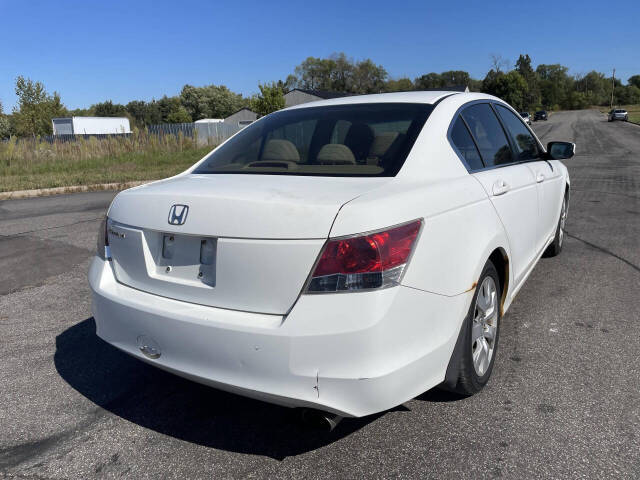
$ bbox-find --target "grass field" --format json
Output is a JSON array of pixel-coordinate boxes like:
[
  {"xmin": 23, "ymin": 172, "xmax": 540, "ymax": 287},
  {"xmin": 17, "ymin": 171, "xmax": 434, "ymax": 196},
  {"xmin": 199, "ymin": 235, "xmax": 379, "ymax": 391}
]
[
  {"xmin": 0, "ymin": 132, "xmax": 214, "ymax": 192},
  {"xmin": 597, "ymin": 105, "xmax": 640, "ymax": 124}
]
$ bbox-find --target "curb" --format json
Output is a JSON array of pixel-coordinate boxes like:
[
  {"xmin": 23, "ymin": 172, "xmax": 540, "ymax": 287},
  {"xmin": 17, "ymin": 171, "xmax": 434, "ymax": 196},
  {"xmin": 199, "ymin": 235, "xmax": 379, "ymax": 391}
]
[{"xmin": 0, "ymin": 180, "xmax": 153, "ymax": 201}]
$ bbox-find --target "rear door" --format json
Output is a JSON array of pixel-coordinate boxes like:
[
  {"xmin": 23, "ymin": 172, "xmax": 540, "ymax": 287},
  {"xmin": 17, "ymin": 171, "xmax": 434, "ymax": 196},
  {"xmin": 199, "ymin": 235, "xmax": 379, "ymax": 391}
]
[
  {"xmin": 457, "ymin": 103, "xmax": 540, "ymax": 286},
  {"xmin": 494, "ymin": 104, "xmax": 563, "ymax": 252}
]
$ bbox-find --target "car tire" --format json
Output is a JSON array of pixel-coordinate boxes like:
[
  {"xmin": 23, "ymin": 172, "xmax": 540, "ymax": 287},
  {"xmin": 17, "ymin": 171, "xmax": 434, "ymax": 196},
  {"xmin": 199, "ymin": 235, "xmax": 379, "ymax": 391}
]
[
  {"xmin": 442, "ymin": 260, "xmax": 501, "ymax": 396},
  {"xmin": 543, "ymin": 193, "xmax": 568, "ymax": 257}
]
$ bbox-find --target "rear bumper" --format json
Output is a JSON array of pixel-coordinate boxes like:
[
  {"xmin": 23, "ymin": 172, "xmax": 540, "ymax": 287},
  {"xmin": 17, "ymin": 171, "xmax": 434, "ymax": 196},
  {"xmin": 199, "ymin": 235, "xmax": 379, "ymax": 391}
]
[{"xmin": 89, "ymin": 257, "xmax": 472, "ymax": 417}]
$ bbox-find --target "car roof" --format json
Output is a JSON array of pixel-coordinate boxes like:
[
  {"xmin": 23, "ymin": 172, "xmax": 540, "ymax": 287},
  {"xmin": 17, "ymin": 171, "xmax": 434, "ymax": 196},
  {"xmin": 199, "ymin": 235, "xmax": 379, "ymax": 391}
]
[{"xmin": 283, "ymin": 91, "xmax": 503, "ymax": 110}]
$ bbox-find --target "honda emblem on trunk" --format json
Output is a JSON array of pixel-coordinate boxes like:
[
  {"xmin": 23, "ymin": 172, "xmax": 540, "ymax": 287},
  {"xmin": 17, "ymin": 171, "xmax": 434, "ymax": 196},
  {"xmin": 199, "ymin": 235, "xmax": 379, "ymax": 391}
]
[{"xmin": 168, "ymin": 204, "xmax": 189, "ymax": 225}]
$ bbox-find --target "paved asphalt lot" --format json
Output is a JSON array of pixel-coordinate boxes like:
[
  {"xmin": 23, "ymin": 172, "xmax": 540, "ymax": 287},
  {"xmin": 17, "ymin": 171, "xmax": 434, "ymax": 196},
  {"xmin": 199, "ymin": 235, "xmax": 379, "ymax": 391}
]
[{"xmin": 1, "ymin": 110, "xmax": 639, "ymax": 479}]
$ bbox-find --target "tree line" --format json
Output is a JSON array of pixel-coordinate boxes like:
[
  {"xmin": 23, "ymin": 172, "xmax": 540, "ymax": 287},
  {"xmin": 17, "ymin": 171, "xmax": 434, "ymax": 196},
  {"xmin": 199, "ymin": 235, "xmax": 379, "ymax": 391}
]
[{"xmin": 1, "ymin": 53, "xmax": 639, "ymax": 138}]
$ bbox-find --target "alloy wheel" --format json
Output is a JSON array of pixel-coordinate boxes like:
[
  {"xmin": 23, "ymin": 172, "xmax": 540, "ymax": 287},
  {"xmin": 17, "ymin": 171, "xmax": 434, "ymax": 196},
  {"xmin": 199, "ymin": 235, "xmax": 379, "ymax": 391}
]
[
  {"xmin": 472, "ymin": 276, "xmax": 498, "ymax": 376},
  {"xmin": 559, "ymin": 197, "xmax": 567, "ymax": 247}
]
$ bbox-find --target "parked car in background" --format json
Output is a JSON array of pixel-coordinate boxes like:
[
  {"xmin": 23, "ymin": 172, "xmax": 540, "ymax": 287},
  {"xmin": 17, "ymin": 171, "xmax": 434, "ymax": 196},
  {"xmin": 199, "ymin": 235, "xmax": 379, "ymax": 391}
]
[
  {"xmin": 520, "ymin": 112, "xmax": 532, "ymax": 125},
  {"xmin": 90, "ymin": 92, "xmax": 575, "ymax": 422},
  {"xmin": 534, "ymin": 110, "xmax": 548, "ymax": 121},
  {"xmin": 608, "ymin": 109, "xmax": 629, "ymax": 122}
]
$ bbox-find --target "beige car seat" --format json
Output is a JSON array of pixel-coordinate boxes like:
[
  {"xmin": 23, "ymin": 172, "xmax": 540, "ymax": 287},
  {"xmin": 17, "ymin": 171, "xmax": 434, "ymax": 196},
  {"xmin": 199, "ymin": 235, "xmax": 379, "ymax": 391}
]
[{"xmin": 316, "ymin": 144, "xmax": 357, "ymax": 165}]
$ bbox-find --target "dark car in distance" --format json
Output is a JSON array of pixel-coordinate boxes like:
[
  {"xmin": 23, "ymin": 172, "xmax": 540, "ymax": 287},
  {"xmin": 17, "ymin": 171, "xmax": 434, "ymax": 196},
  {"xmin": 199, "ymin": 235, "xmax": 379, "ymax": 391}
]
[{"xmin": 534, "ymin": 111, "xmax": 548, "ymax": 121}]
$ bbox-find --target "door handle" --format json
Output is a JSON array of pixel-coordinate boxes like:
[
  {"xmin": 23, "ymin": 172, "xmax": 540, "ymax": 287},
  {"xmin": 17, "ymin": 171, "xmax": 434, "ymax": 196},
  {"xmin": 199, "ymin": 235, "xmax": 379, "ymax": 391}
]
[
  {"xmin": 492, "ymin": 179, "xmax": 510, "ymax": 196},
  {"xmin": 536, "ymin": 172, "xmax": 545, "ymax": 183}
]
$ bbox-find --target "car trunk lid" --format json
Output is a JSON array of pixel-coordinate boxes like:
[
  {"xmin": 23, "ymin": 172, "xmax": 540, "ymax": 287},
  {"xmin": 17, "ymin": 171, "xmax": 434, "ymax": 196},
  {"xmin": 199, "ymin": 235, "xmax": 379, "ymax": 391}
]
[{"xmin": 106, "ymin": 174, "xmax": 388, "ymax": 314}]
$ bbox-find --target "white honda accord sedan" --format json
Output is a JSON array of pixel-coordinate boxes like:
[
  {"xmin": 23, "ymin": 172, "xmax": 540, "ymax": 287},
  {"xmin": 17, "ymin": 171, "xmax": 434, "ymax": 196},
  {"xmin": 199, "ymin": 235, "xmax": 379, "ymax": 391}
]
[{"xmin": 89, "ymin": 91, "xmax": 574, "ymax": 419}]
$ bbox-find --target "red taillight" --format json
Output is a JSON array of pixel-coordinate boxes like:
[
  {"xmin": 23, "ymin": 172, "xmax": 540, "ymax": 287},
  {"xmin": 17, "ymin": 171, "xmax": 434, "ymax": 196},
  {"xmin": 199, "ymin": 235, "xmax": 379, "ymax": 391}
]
[{"xmin": 306, "ymin": 219, "xmax": 422, "ymax": 293}]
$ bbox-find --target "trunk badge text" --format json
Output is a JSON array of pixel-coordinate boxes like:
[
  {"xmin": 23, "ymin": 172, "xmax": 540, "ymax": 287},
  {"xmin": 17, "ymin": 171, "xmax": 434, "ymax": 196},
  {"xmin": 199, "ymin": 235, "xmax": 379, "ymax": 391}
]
[
  {"xmin": 168, "ymin": 204, "xmax": 189, "ymax": 225},
  {"xmin": 108, "ymin": 227, "xmax": 125, "ymax": 239}
]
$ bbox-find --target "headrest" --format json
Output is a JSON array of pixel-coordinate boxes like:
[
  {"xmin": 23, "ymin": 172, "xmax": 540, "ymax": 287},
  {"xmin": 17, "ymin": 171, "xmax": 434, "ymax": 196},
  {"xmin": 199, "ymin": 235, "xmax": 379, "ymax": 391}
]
[
  {"xmin": 262, "ymin": 139, "xmax": 300, "ymax": 162},
  {"xmin": 316, "ymin": 144, "xmax": 356, "ymax": 165}
]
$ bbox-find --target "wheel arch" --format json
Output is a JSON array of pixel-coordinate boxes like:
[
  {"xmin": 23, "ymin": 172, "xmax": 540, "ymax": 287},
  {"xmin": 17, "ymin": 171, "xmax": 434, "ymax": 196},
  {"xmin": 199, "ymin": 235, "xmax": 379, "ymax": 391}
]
[
  {"xmin": 442, "ymin": 250, "xmax": 508, "ymax": 390},
  {"xmin": 487, "ymin": 247, "xmax": 509, "ymax": 316}
]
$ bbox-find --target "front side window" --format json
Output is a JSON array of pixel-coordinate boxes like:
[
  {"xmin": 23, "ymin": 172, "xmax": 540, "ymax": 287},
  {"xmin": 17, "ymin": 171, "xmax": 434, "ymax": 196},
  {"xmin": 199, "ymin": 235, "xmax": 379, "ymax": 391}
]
[
  {"xmin": 450, "ymin": 116, "xmax": 484, "ymax": 170},
  {"xmin": 461, "ymin": 103, "xmax": 514, "ymax": 167},
  {"xmin": 193, "ymin": 103, "xmax": 433, "ymax": 177},
  {"xmin": 495, "ymin": 105, "xmax": 540, "ymax": 161}
]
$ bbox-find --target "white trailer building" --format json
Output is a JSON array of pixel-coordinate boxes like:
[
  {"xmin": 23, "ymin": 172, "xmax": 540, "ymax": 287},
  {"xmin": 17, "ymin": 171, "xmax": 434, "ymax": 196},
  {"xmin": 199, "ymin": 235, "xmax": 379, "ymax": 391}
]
[{"xmin": 52, "ymin": 117, "xmax": 131, "ymax": 135}]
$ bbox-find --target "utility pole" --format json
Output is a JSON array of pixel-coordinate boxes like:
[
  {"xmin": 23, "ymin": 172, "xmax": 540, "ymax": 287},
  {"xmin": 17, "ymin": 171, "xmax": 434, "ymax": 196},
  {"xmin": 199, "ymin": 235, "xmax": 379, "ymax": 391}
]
[{"xmin": 610, "ymin": 68, "xmax": 616, "ymax": 109}]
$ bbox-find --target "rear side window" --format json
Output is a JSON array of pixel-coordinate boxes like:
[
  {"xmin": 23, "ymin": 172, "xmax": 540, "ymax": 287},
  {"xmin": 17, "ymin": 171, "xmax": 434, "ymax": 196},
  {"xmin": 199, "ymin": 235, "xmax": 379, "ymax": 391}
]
[
  {"xmin": 495, "ymin": 105, "xmax": 540, "ymax": 161},
  {"xmin": 193, "ymin": 103, "xmax": 433, "ymax": 177},
  {"xmin": 461, "ymin": 104, "xmax": 513, "ymax": 167},
  {"xmin": 450, "ymin": 116, "xmax": 484, "ymax": 170}
]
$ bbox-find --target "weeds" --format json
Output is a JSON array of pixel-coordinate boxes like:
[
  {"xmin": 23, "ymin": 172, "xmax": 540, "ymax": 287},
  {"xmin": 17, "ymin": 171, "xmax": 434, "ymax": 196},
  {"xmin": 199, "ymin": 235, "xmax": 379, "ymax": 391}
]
[{"xmin": 0, "ymin": 131, "xmax": 214, "ymax": 192}]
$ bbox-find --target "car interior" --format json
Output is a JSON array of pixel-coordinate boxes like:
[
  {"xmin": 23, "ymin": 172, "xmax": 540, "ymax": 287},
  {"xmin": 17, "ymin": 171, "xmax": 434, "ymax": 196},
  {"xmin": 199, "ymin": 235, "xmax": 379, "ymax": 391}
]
[{"xmin": 193, "ymin": 104, "xmax": 433, "ymax": 176}]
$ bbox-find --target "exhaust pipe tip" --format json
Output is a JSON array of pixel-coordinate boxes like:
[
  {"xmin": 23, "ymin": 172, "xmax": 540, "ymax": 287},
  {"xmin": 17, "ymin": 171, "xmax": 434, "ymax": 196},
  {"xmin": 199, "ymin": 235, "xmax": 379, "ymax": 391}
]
[{"xmin": 299, "ymin": 408, "xmax": 343, "ymax": 432}]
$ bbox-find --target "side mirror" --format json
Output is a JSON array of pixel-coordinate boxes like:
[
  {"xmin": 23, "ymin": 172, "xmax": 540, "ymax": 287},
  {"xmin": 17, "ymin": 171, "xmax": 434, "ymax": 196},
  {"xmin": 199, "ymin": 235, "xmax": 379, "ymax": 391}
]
[{"xmin": 547, "ymin": 141, "xmax": 575, "ymax": 160}]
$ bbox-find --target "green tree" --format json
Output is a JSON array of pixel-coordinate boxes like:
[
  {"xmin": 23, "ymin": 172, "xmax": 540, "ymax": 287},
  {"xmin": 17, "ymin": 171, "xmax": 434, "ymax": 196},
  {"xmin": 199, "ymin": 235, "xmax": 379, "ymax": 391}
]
[
  {"xmin": 351, "ymin": 59, "xmax": 388, "ymax": 94},
  {"xmin": 166, "ymin": 105, "xmax": 192, "ymax": 123},
  {"xmin": 565, "ymin": 91, "xmax": 589, "ymax": 110},
  {"xmin": 91, "ymin": 100, "xmax": 127, "ymax": 117},
  {"xmin": 12, "ymin": 76, "xmax": 67, "ymax": 136},
  {"xmin": 385, "ymin": 77, "xmax": 414, "ymax": 92},
  {"xmin": 628, "ymin": 75, "xmax": 640, "ymax": 89},
  {"xmin": 414, "ymin": 71, "xmax": 472, "ymax": 90},
  {"xmin": 0, "ymin": 100, "xmax": 10, "ymax": 139},
  {"xmin": 578, "ymin": 71, "xmax": 609, "ymax": 105},
  {"xmin": 250, "ymin": 82, "xmax": 285, "ymax": 116},
  {"xmin": 294, "ymin": 56, "xmax": 335, "ymax": 90},
  {"xmin": 440, "ymin": 70, "xmax": 471, "ymax": 87},
  {"xmin": 180, "ymin": 84, "xmax": 246, "ymax": 120},
  {"xmin": 515, "ymin": 54, "xmax": 540, "ymax": 109},
  {"xmin": 290, "ymin": 53, "xmax": 387, "ymax": 93},
  {"xmin": 0, "ymin": 116, "xmax": 9, "ymax": 139},
  {"xmin": 276, "ymin": 75, "xmax": 298, "ymax": 92},
  {"xmin": 615, "ymin": 85, "xmax": 640, "ymax": 106},
  {"xmin": 157, "ymin": 96, "xmax": 183, "ymax": 122},
  {"xmin": 126, "ymin": 100, "xmax": 150, "ymax": 128},
  {"xmin": 414, "ymin": 73, "xmax": 443, "ymax": 89},
  {"xmin": 536, "ymin": 64, "xmax": 571, "ymax": 108},
  {"xmin": 329, "ymin": 52, "xmax": 354, "ymax": 91},
  {"xmin": 482, "ymin": 70, "xmax": 528, "ymax": 110}
]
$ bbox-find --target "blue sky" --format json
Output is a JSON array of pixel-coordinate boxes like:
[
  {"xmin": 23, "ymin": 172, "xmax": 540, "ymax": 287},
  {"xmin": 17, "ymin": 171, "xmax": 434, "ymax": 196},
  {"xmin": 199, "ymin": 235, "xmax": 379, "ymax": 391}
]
[{"xmin": 1, "ymin": 0, "xmax": 638, "ymax": 110}]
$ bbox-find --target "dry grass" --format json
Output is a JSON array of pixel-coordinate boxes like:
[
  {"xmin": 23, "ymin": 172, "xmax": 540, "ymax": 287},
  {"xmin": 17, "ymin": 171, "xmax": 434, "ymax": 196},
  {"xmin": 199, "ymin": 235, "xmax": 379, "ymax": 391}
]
[{"xmin": 0, "ymin": 131, "xmax": 214, "ymax": 192}]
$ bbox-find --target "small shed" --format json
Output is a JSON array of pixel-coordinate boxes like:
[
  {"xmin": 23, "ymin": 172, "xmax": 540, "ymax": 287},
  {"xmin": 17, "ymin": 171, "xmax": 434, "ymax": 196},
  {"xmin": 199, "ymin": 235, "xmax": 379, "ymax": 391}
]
[
  {"xmin": 195, "ymin": 118, "xmax": 224, "ymax": 124},
  {"xmin": 52, "ymin": 117, "xmax": 131, "ymax": 135},
  {"xmin": 223, "ymin": 108, "xmax": 258, "ymax": 128}
]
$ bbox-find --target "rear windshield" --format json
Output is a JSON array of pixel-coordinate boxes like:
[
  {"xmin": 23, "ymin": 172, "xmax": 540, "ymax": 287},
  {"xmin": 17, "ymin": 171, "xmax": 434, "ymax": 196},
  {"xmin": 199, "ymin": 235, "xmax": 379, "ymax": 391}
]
[
  {"xmin": 615, "ymin": 109, "xmax": 626, "ymax": 113},
  {"xmin": 192, "ymin": 103, "xmax": 433, "ymax": 177}
]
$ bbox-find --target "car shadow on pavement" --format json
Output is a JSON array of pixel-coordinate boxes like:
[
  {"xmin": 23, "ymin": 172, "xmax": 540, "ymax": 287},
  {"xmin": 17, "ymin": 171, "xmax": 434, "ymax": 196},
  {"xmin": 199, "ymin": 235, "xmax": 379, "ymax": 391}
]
[
  {"xmin": 54, "ymin": 318, "xmax": 383, "ymax": 460},
  {"xmin": 414, "ymin": 389, "xmax": 468, "ymax": 403}
]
